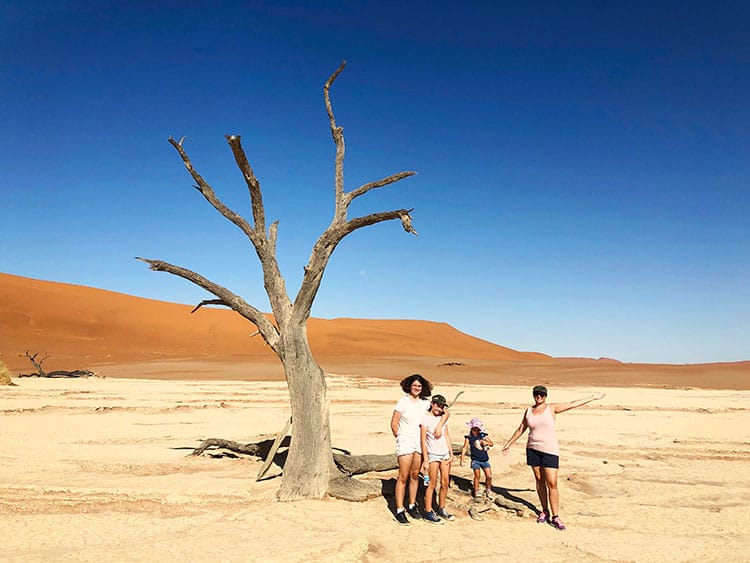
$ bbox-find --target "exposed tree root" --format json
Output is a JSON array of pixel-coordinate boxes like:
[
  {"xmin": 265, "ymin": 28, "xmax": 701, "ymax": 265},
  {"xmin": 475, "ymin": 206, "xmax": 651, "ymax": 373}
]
[
  {"xmin": 327, "ymin": 475, "xmax": 381, "ymax": 501},
  {"xmin": 332, "ymin": 453, "xmax": 397, "ymax": 475},
  {"xmin": 190, "ymin": 436, "xmax": 392, "ymax": 501}
]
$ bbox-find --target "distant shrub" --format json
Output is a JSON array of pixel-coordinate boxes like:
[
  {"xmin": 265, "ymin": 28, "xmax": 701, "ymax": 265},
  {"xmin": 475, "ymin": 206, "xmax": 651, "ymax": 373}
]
[{"xmin": 0, "ymin": 360, "xmax": 13, "ymax": 386}]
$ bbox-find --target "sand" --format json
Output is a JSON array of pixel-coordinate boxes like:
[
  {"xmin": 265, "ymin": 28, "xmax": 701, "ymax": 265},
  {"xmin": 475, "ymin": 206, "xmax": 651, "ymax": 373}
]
[
  {"xmin": 2, "ymin": 374, "xmax": 748, "ymax": 562},
  {"xmin": 2, "ymin": 272, "xmax": 749, "ymax": 560}
]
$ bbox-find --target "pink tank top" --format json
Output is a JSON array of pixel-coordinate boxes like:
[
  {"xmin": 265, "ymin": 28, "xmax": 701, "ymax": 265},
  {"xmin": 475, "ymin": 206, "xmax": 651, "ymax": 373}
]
[{"xmin": 525, "ymin": 405, "xmax": 560, "ymax": 456}]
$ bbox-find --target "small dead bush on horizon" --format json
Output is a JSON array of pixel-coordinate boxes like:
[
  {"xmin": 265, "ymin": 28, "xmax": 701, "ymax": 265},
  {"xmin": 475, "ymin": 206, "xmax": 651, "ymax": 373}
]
[{"xmin": 0, "ymin": 360, "xmax": 15, "ymax": 386}]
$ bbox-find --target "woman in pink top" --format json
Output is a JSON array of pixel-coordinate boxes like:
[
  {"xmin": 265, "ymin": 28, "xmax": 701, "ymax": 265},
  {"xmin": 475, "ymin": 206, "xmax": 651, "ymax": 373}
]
[{"xmin": 501, "ymin": 385, "xmax": 605, "ymax": 530}]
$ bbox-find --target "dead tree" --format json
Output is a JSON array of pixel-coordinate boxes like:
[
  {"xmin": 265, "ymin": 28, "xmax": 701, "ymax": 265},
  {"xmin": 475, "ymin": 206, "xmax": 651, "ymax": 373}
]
[
  {"xmin": 138, "ymin": 62, "xmax": 417, "ymax": 501},
  {"xmin": 18, "ymin": 351, "xmax": 96, "ymax": 378}
]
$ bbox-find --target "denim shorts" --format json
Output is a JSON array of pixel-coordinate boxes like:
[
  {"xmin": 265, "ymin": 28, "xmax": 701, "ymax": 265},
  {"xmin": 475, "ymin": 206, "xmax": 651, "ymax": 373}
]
[
  {"xmin": 526, "ymin": 448, "xmax": 559, "ymax": 469},
  {"xmin": 428, "ymin": 452, "xmax": 451, "ymax": 463},
  {"xmin": 471, "ymin": 460, "xmax": 491, "ymax": 470}
]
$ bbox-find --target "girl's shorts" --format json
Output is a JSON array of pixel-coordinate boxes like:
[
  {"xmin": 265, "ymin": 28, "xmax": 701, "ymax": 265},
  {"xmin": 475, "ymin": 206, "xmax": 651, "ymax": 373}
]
[
  {"xmin": 396, "ymin": 434, "xmax": 420, "ymax": 457},
  {"xmin": 428, "ymin": 452, "xmax": 451, "ymax": 463},
  {"xmin": 526, "ymin": 448, "xmax": 559, "ymax": 469},
  {"xmin": 471, "ymin": 460, "xmax": 491, "ymax": 470}
]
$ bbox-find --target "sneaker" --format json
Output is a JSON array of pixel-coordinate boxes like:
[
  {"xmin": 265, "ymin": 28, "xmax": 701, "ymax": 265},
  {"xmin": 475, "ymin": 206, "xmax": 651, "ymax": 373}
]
[
  {"xmin": 536, "ymin": 510, "xmax": 549, "ymax": 524},
  {"xmin": 406, "ymin": 505, "xmax": 422, "ymax": 520},
  {"xmin": 485, "ymin": 489, "xmax": 495, "ymax": 500},
  {"xmin": 550, "ymin": 516, "xmax": 566, "ymax": 530},
  {"xmin": 395, "ymin": 511, "xmax": 409, "ymax": 526},
  {"xmin": 436, "ymin": 507, "xmax": 455, "ymax": 521},
  {"xmin": 423, "ymin": 511, "xmax": 444, "ymax": 525}
]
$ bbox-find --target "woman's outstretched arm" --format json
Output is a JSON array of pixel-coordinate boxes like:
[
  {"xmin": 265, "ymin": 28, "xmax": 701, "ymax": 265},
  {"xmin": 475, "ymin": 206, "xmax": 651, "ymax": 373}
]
[{"xmin": 553, "ymin": 392, "xmax": 606, "ymax": 414}]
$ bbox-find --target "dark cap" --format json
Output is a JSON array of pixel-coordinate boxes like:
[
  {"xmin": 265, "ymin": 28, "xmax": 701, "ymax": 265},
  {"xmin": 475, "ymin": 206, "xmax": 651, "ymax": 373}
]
[
  {"xmin": 431, "ymin": 394, "xmax": 447, "ymax": 406},
  {"xmin": 532, "ymin": 385, "xmax": 548, "ymax": 396}
]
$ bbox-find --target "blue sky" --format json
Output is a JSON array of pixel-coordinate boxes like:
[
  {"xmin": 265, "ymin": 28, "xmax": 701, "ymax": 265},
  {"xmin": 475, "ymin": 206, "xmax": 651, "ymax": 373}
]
[{"xmin": 2, "ymin": 1, "xmax": 748, "ymax": 363}]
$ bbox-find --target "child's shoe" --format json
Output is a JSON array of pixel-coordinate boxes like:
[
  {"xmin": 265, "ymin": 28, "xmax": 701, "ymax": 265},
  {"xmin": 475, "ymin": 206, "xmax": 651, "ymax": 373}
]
[
  {"xmin": 395, "ymin": 511, "xmax": 409, "ymax": 526},
  {"xmin": 536, "ymin": 510, "xmax": 549, "ymax": 524},
  {"xmin": 436, "ymin": 507, "xmax": 455, "ymax": 521},
  {"xmin": 484, "ymin": 489, "xmax": 495, "ymax": 500},
  {"xmin": 423, "ymin": 511, "xmax": 444, "ymax": 524}
]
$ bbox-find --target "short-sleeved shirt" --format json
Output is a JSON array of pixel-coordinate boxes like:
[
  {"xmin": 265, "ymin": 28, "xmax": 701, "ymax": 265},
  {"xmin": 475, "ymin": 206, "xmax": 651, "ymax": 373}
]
[
  {"xmin": 421, "ymin": 412, "xmax": 450, "ymax": 457},
  {"xmin": 466, "ymin": 433, "xmax": 489, "ymax": 462},
  {"xmin": 394, "ymin": 396, "xmax": 429, "ymax": 455}
]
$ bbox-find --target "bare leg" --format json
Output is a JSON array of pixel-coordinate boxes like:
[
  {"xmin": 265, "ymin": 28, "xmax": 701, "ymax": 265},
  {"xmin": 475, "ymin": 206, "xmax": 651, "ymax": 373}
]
[
  {"xmin": 437, "ymin": 459, "xmax": 451, "ymax": 509},
  {"xmin": 407, "ymin": 452, "xmax": 422, "ymax": 507},
  {"xmin": 395, "ymin": 453, "xmax": 416, "ymax": 510},
  {"xmin": 531, "ymin": 465, "xmax": 549, "ymax": 514},
  {"xmin": 424, "ymin": 461, "xmax": 440, "ymax": 512},
  {"xmin": 472, "ymin": 468, "xmax": 480, "ymax": 496},
  {"xmin": 484, "ymin": 466, "xmax": 493, "ymax": 493},
  {"xmin": 542, "ymin": 466, "xmax": 559, "ymax": 516}
]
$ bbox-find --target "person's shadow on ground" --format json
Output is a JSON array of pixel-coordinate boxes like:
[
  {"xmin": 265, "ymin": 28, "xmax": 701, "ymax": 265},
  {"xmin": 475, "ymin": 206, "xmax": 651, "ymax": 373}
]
[{"xmin": 379, "ymin": 474, "xmax": 537, "ymax": 518}]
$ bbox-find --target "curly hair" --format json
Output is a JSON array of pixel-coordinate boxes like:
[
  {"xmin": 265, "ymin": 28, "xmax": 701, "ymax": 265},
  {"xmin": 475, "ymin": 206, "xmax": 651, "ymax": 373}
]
[{"xmin": 399, "ymin": 373, "xmax": 433, "ymax": 399}]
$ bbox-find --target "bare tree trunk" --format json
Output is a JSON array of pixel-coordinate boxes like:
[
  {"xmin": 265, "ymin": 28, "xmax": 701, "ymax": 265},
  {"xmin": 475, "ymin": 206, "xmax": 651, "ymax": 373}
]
[
  {"xmin": 277, "ymin": 326, "xmax": 336, "ymax": 500},
  {"xmin": 140, "ymin": 62, "xmax": 417, "ymax": 502}
]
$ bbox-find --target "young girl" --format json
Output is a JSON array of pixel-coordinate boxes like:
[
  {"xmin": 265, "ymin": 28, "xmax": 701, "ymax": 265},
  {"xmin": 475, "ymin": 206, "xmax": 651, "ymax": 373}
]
[
  {"xmin": 420, "ymin": 394, "xmax": 454, "ymax": 523},
  {"xmin": 460, "ymin": 417, "xmax": 494, "ymax": 499}
]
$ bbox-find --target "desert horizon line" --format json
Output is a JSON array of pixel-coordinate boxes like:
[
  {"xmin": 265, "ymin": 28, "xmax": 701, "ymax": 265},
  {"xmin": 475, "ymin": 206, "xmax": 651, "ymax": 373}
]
[{"xmin": 2, "ymin": 271, "xmax": 748, "ymax": 370}]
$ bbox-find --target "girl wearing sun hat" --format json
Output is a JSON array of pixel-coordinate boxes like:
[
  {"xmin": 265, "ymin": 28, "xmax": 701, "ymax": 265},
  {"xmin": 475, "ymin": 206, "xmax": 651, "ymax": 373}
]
[{"xmin": 459, "ymin": 417, "xmax": 494, "ymax": 499}]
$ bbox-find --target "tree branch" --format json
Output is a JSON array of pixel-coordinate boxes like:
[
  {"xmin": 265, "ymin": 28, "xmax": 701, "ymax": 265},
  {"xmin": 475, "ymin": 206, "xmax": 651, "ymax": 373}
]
[
  {"xmin": 225, "ymin": 135, "xmax": 267, "ymax": 236},
  {"xmin": 135, "ymin": 257, "xmax": 280, "ymax": 350},
  {"xmin": 293, "ymin": 208, "xmax": 417, "ymax": 317},
  {"xmin": 168, "ymin": 136, "xmax": 260, "ymax": 246},
  {"xmin": 342, "ymin": 208, "xmax": 419, "ymax": 238},
  {"xmin": 345, "ymin": 171, "xmax": 416, "ymax": 203},
  {"xmin": 23, "ymin": 350, "xmax": 48, "ymax": 377},
  {"xmin": 190, "ymin": 299, "xmax": 229, "ymax": 314},
  {"xmin": 324, "ymin": 61, "xmax": 347, "ymax": 216},
  {"xmin": 291, "ymin": 64, "xmax": 420, "ymax": 320}
]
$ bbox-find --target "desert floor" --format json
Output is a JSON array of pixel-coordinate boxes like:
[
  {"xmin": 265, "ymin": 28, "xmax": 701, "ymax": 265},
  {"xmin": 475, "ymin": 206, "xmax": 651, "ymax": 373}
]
[{"xmin": 2, "ymin": 372, "xmax": 749, "ymax": 562}]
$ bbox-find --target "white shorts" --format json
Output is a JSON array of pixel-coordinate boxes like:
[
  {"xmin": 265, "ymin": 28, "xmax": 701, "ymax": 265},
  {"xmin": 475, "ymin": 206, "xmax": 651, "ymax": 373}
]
[
  {"xmin": 396, "ymin": 434, "xmax": 420, "ymax": 457},
  {"xmin": 428, "ymin": 452, "xmax": 451, "ymax": 463}
]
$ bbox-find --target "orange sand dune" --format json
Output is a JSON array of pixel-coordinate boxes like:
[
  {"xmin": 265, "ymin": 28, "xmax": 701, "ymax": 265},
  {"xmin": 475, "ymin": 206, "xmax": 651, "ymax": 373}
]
[
  {"xmin": 2, "ymin": 272, "xmax": 748, "ymax": 389},
  {"xmin": 0, "ymin": 272, "xmax": 547, "ymax": 371}
]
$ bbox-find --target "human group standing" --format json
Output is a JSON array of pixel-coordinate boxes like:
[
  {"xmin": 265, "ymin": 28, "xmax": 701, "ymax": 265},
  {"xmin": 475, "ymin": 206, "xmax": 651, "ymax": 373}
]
[
  {"xmin": 390, "ymin": 374, "xmax": 449, "ymax": 525},
  {"xmin": 391, "ymin": 375, "xmax": 605, "ymax": 529}
]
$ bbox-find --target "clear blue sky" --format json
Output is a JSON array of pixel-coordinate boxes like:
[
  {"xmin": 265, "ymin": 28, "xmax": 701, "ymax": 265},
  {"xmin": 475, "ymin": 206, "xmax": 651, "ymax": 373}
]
[{"xmin": 2, "ymin": 1, "xmax": 748, "ymax": 364}]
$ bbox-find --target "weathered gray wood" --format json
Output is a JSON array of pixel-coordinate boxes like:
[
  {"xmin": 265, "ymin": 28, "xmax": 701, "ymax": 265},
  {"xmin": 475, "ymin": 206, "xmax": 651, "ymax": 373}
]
[
  {"xmin": 257, "ymin": 417, "xmax": 292, "ymax": 481},
  {"xmin": 448, "ymin": 390, "xmax": 464, "ymax": 407},
  {"xmin": 333, "ymin": 453, "xmax": 397, "ymax": 475},
  {"xmin": 327, "ymin": 475, "xmax": 381, "ymax": 502},
  {"xmin": 190, "ymin": 438, "xmax": 265, "ymax": 457},
  {"xmin": 19, "ymin": 351, "xmax": 96, "ymax": 378}
]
